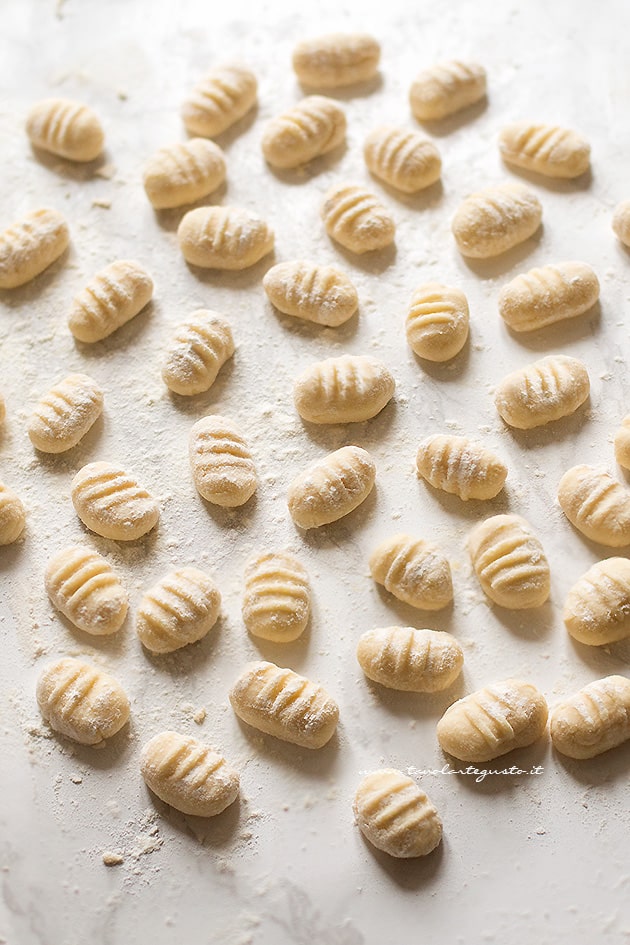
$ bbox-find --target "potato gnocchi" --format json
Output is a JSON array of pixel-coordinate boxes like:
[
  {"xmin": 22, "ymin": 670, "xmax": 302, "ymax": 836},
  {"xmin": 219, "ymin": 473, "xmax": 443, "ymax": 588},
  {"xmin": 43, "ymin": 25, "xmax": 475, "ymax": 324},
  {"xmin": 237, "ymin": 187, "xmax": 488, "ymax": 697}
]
[
  {"xmin": 136, "ymin": 567, "xmax": 221, "ymax": 654},
  {"xmin": 614, "ymin": 415, "xmax": 630, "ymax": 469},
  {"xmin": 68, "ymin": 260, "xmax": 153, "ymax": 343},
  {"xmin": 287, "ymin": 445, "xmax": 375, "ymax": 529},
  {"xmin": 557, "ymin": 464, "xmax": 630, "ymax": 547},
  {"xmin": 410, "ymin": 60, "xmax": 486, "ymax": 121},
  {"xmin": 363, "ymin": 126, "xmax": 441, "ymax": 193},
  {"xmin": 178, "ymin": 206, "xmax": 274, "ymax": 270},
  {"xmin": 0, "ymin": 482, "xmax": 26, "ymax": 545},
  {"xmin": 495, "ymin": 355, "xmax": 590, "ymax": 430},
  {"xmin": 550, "ymin": 676, "xmax": 630, "ymax": 759},
  {"xmin": 189, "ymin": 415, "xmax": 257, "ymax": 508},
  {"xmin": 406, "ymin": 282, "xmax": 469, "ymax": 362},
  {"xmin": 563, "ymin": 558, "xmax": 630, "ymax": 646},
  {"xmin": 26, "ymin": 97, "xmax": 104, "ymax": 162},
  {"xmin": 499, "ymin": 122, "xmax": 591, "ymax": 179},
  {"xmin": 45, "ymin": 545, "xmax": 128, "ymax": 636},
  {"xmin": 357, "ymin": 627, "xmax": 463, "ymax": 692},
  {"xmin": 452, "ymin": 182, "xmax": 542, "ymax": 259},
  {"xmin": 416, "ymin": 434, "xmax": 507, "ymax": 501},
  {"xmin": 612, "ymin": 200, "xmax": 630, "ymax": 248},
  {"xmin": 468, "ymin": 514, "xmax": 550, "ymax": 609},
  {"xmin": 143, "ymin": 139, "xmax": 226, "ymax": 209},
  {"xmin": 0, "ymin": 208, "xmax": 69, "ymax": 290},
  {"xmin": 292, "ymin": 33, "xmax": 380, "ymax": 88},
  {"xmin": 161, "ymin": 310, "xmax": 234, "ymax": 396},
  {"xmin": 498, "ymin": 262, "xmax": 599, "ymax": 332},
  {"xmin": 242, "ymin": 551, "xmax": 310, "ymax": 642},
  {"xmin": 369, "ymin": 534, "xmax": 453, "ymax": 611},
  {"xmin": 293, "ymin": 355, "xmax": 395, "ymax": 424},
  {"xmin": 262, "ymin": 260, "xmax": 358, "ymax": 327},
  {"xmin": 262, "ymin": 96, "xmax": 346, "ymax": 169},
  {"xmin": 182, "ymin": 64, "xmax": 257, "ymax": 138},
  {"xmin": 322, "ymin": 183, "xmax": 395, "ymax": 254},
  {"xmin": 27, "ymin": 373, "xmax": 103, "ymax": 453},
  {"xmin": 71, "ymin": 461, "xmax": 159, "ymax": 541},
  {"xmin": 354, "ymin": 769, "xmax": 442, "ymax": 858}
]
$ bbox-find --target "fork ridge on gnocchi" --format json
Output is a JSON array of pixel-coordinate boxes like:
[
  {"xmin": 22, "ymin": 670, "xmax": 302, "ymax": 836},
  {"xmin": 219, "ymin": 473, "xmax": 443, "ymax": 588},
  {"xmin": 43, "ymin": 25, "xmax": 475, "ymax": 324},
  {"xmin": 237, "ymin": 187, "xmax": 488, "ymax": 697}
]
[
  {"xmin": 494, "ymin": 355, "xmax": 590, "ymax": 429},
  {"xmin": 563, "ymin": 558, "xmax": 630, "ymax": 645},
  {"xmin": 363, "ymin": 126, "xmax": 442, "ymax": 193},
  {"xmin": 136, "ymin": 568, "xmax": 221, "ymax": 653},
  {"xmin": 550, "ymin": 676, "xmax": 630, "ymax": 759},
  {"xmin": 499, "ymin": 122, "xmax": 591, "ymax": 179},
  {"xmin": 409, "ymin": 60, "xmax": 487, "ymax": 121},
  {"xmin": 26, "ymin": 97, "xmax": 105, "ymax": 162},
  {"xmin": 262, "ymin": 260, "xmax": 358, "ymax": 327},
  {"xmin": 161, "ymin": 311, "xmax": 235, "ymax": 396},
  {"xmin": 45, "ymin": 544, "xmax": 128, "ymax": 636},
  {"xmin": 354, "ymin": 769, "xmax": 443, "ymax": 858},
  {"xmin": 182, "ymin": 64, "xmax": 258, "ymax": 138},
  {"xmin": 143, "ymin": 139, "xmax": 227, "ymax": 209},
  {"xmin": 416, "ymin": 434, "xmax": 507, "ymax": 501},
  {"xmin": 27, "ymin": 373, "xmax": 104, "ymax": 453},
  {"xmin": 189, "ymin": 415, "xmax": 257, "ymax": 507},
  {"xmin": 71, "ymin": 461, "xmax": 160, "ymax": 540},
  {"xmin": 356, "ymin": 627, "xmax": 464, "ymax": 692},
  {"xmin": 242, "ymin": 551, "xmax": 310, "ymax": 642},
  {"xmin": 369, "ymin": 534, "xmax": 453, "ymax": 610},
  {"xmin": 178, "ymin": 206, "xmax": 274, "ymax": 270},
  {"xmin": 321, "ymin": 183, "xmax": 395, "ymax": 254},
  {"xmin": 293, "ymin": 355, "xmax": 395, "ymax": 424},
  {"xmin": 406, "ymin": 282, "xmax": 469, "ymax": 362},
  {"xmin": 468, "ymin": 514, "xmax": 550, "ymax": 609},
  {"xmin": 292, "ymin": 33, "xmax": 380, "ymax": 88},
  {"xmin": 287, "ymin": 445, "xmax": 375, "ymax": 528},
  {"xmin": 262, "ymin": 96, "xmax": 346, "ymax": 169},
  {"xmin": 68, "ymin": 260, "xmax": 153, "ymax": 343},
  {"xmin": 557, "ymin": 464, "xmax": 630, "ymax": 547},
  {"xmin": 0, "ymin": 208, "xmax": 69, "ymax": 289},
  {"xmin": 452, "ymin": 182, "xmax": 542, "ymax": 258},
  {"xmin": 498, "ymin": 262, "xmax": 599, "ymax": 332}
]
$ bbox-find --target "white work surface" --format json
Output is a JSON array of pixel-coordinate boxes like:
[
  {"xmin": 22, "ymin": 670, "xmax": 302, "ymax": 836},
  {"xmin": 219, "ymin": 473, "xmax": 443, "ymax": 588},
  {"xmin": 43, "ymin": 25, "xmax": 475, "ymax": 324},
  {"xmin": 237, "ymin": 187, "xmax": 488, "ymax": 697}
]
[{"xmin": 2, "ymin": 0, "xmax": 630, "ymax": 942}]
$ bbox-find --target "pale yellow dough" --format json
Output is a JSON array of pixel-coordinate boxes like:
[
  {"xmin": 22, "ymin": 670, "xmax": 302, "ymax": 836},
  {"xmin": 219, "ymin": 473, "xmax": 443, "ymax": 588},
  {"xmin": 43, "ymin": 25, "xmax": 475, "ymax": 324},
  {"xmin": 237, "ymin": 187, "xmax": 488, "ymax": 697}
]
[
  {"xmin": 189, "ymin": 415, "xmax": 257, "ymax": 508},
  {"xmin": 363, "ymin": 126, "xmax": 441, "ymax": 193},
  {"xmin": 557, "ymin": 464, "xmax": 630, "ymax": 547},
  {"xmin": 0, "ymin": 208, "xmax": 69, "ymax": 289},
  {"xmin": 287, "ymin": 445, "xmax": 375, "ymax": 528},
  {"xmin": 612, "ymin": 200, "xmax": 630, "ymax": 248},
  {"xmin": 614, "ymin": 415, "xmax": 630, "ymax": 469},
  {"xmin": 321, "ymin": 183, "xmax": 395, "ymax": 254},
  {"xmin": 68, "ymin": 260, "xmax": 153, "ymax": 343},
  {"xmin": 292, "ymin": 33, "xmax": 380, "ymax": 88},
  {"xmin": 416, "ymin": 434, "xmax": 507, "ymax": 501},
  {"xmin": 356, "ymin": 627, "xmax": 463, "ymax": 692},
  {"xmin": 136, "ymin": 568, "xmax": 220, "ymax": 654},
  {"xmin": 468, "ymin": 514, "xmax": 550, "ymax": 609},
  {"xmin": 354, "ymin": 769, "xmax": 442, "ymax": 858},
  {"xmin": 550, "ymin": 676, "xmax": 630, "ymax": 759},
  {"xmin": 495, "ymin": 355, "xmax": 589, "ymax": 429},
  {"xmin": 45, "ymin": 545, "xmax": 128, "ymax": 636},
  {"xmin": 27, "ymin": 373, "xmax": 103, "ymax": 453},
  {"xmin": 143, "ymin": 139, "xmax": 226, "ymax": 209},
  {"xmin": 0, "ymin": 482, "xmax": 26, "ymax": 545},
  {"xmin": 178, "ymin": 206, "xmax": 274, "ymax": 270},
  {"xmin": 262, "ymin": 260, "xmax": 358, "ymax": 327},
  {"xmin": 563, "ymin": 557, "xmax": 630, "ymax": 646},
  {"xmin": 452, "ymin": 182, "xmax": 542, "ymax": 259},
  {"xmin": 262, "ymin": 96, "xmax": 346, "ymax": 169},
  {"xmin": 410, "ymin": 60, "xmax": 486, "ymax": 121},
  {"xmin": 182, "ymin": 64, "xmax": 257, "ymax": 138},
  {"xmin": 71, "ymin": 461, "xmax": 159, "ymax": 541},
  {"xmin": 242, "ymin": 551, "xmax": 310, "ymax": 643},
  {"xmin": 161, "ymin": 310, "xmax": 235, "ymax": 396},
  {"xmin": 498, "ymin": 261, "xmax": 599, "ymax": 332},
  {"xmin": 499, "ymin": 122, "xmax": 591, "ymax": 179},
  {"xmin": 26, "ymin": 97, "xmax": 104, "ymax": 162},
  {"xmin": 369, "ymin": 533, "xmax": 453, "ymax": 611},
  {"xmin": 406, "ymin": 282, "xmax": 469, "ymax": 362},
  {"xmin": 293, "ymin": 355, "xmax": 395, "ymax": 424}
]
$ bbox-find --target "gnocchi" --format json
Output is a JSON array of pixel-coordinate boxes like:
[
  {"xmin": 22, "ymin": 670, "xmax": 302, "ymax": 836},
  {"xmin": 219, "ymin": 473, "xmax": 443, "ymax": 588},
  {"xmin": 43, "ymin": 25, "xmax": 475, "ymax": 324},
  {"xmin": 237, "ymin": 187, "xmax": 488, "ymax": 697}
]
[
  {"xmin": 468, "ymin": 514, "xmax": 550, "ymax": 609},
  {"xmin": 452, "ymin": 182, "xmax": 542, "ymax": 259},
  {"xmin": 410, "ymin": 60, "xmax": 486, "ymax": 121},
  {"xmin": 182, "ymin": 64, "xmax": 257, "ymax": 138},
  {"xmin": 363, "ymin": 126, "xmax": 442, "ymax": 193},
  {"xmin": 406, "ymin": 282, "xmax": 469, "ymax": 362},
  {"xmin": 292, "ymin": 33, "xmax": 380, "ymax": 88},
  {"xmin": 161, "ymin": 310, "xmax": 234, "ymax": 396},
  {"xmin": 369, "ymin": 534, "xmax": 453, "ymax": 611},
  {"xmin": 45, "ymin": 545, "xmax": 128, "ymax": 636},
  {"xmin": 498, "ymin": 262, "xmax": 599, "ymax": 332},
  {"xmin": 262, "ymin": 260, "xmax": 358, "ymax": 327},
  {"xmin": 293, "ymin": 355, "xmax": 395, "ymax": 424},
  {"xmin": 354, "ymin": 769, "xmax": 442, "ymax": 858},
  {"xmin": 612, "ymin": 200, "xmax": 630, "ymax": 248},
  {"xmin": 178, "ymin": 206, "xmax": 274, "ymax": 270},
  {"xmin": 71, "ymin": 461, "xmax": 159, "ymax": 541},
  {"xmin": 495, "ymin": 355, "xmax": 590, "ymax": 430},
  {"xmin": 0, "ymin": 208, "xmax": 69, "ymax": 290},
  {"xmin": 26, "ymin": 97, "xmax": 104, "ymax": 162},
  {"xmin": 287, "ymin": 445, "xmax": 375, "ymax": 529},
  {"xmin": 0, "ymin": 393, "xmax": 5, "ymax": 423},
  {"xmin": 242, "ymin": 551, "xmax": 310, "ymax": 642},
  {"xmin": 229, "ymin": 660, "xmax": 339, "ymax": 748},
  {"xmin": 357, "ymin": 627, "xmax": 463, "ymax": 692},
  {"xmin": 0, "ymin": 482, "xmax": 26, "ymax": 545},
  {"xmin": 557, "ymin": 465, "xmax": 630, "ymax": 547},
  {"xmin": 321, "ymin": 183, "xmax": 395, "ymax": 254},
  {"xmin": 27, "ymin": 373, "xmax": 103, "ymax": 453},
  {"xmin": 262, "ymin": 96, "xmax": 346, "ymax": 169},
  {"xmin": 614, "ymin": 415, "xmax": 630, "ymax": 469},
  {"xmin": 563, "ymin": 558, "xmax": 630, "ymax": 645},
  {"xmin": 136, "ymin": 568, "xmax": 221, "ymax": 654},
  {"xmin": 499, "ymin": 122, "xmax": 591, "ymax": 179},
  {"xmin": 189, "ymin": 415, "xmax": 257, "ymax": 507},
  {"xmin": 143, "ymin": 139, "xmax": 226, "ymax": 209},
  {"xmin": 68, "ymin": 260, "xmax": 153, "ymax": 343},
  {"xmin": 416, "ymin": 434, "xmax": 507, "ymax": 501},
  {"xmin": 550, "ymin": 676, "xmax": 630, "ymax": 759}
]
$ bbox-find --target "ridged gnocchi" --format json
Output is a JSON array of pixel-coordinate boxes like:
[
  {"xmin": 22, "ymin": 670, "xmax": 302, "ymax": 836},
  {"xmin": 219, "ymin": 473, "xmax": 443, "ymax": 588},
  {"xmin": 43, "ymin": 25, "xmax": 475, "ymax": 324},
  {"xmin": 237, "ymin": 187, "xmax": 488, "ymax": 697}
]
[
  {"xmin": 0, "ymin": 482, "xmax": 26, "ymax": 545},
  {"xmin": 363, "ymin": 126, "xmax": 442, "ymax": 193},
  {"xmin": 161, "ymin": 310, "xmax": 234, "ymax": 396},
  {"xmin": 71, "ymin": 461, "xmax": 159, "ymax": 541},
  {"xmin": 437, "ymin": 679, "xmax": 548, "ymax": 762},
  {"xmin": 27, "ymin": 373, "xmax": 103, "ymax": 453},
  {"xmin": 178, "ymin": 206, "xmax": 274, "ymax": 270},
  {"xmin": 242, "ymin": 551, "xmax": 310, "ymax": 642},
  {"xmin": 189, "ymin": 415, "xmax": 257, "ymax": 507},
  {"xmin": 406, "ymin": 282, "xmax": 469, "ymax": 362},
  {"xmin": 292, "ymin": 33, "xmax": 380, "ymax": 88},
  {"xmin": 140, "ymin": 731, "xmax": 239, "ymax": 816},
  {"xmin": 293, "ymin": 355, "xmax": 395, "ymax": 424},
  {"xmin": 499, "ymin": 122, "xmax": 591, "ymax": 179},
  {"xmin": 45, "ymin": 545, "xmax": 128, "ymax": 636},
  {"xmin": 182, "ymin": 64, "xmax": 257, "ymax": 138},
  {"xmin": 287, "ymin": 445, "xmax": 375, "ymax": 529},
  {"xmin": 357, "ymin": 627, "xmax": 463, "ymax": 692},
  {"xmin": 262, "ymin": 96, "xmax": 346, "ymax": 169},
  {"xmin": 468, "ymin": 514, "xmax": 550, "ymax": 609},
  {"xmin": 36, "ymin": 657, "xmax": 130, "ymax": 745},
  {"xmin": 495, "ymin": 355, "xmax": 590, "ymax": 430},
  {"xmin": 416, "ymin": 434, "xmax": 507, "ymax": 501},
  {"xmin": 612, "ymin": 200, "xmax": 630, "ymax": 248},
  {"xmin": 143, "ymin": 139, "xmax": 226, "ymax": 209},
  {"xmin": 0, "ymin": 208, "xmax": 69, "ymax": 289},
  {"xmin": 354, "ymin": 769, "xmax": 442, "ymax": 858},
  {"xmin": 262, "ymin": 260, "xmax": 358, "ymax": 327},
  {"xmin": 410, "ymin": 60, "xmax": 486, "ymax": 121},
  {"xmin": 26, "ymin": 98, "xmax": 104, "ymax": 162},
  {"xmin": 498, "ymin": 262, "xmax": 599, "ymax": 332},
  {"xmin": 68, "ymin": 260, "xmax": 153, "ymax": 343},
  {"xmin": 136, "ymin": 568, "xmax": 221, "ymax": 654},
  {"xmin": 563, "ymin": 558, "xmax": 630, "ymax": 646},
  {"xmin": 557, "ymin": 465, "xmax": 630, "ymax": 547},
  {"xmin": 614, "ymin": 415, "xmax": 630, "ymax": 469},
  {"xmin": 550, "ymin": 676, "xmax": 630, "ymax": 759},
  {"xmin": 369, "ymin": 534, "xmax": 453, "ymax": 611},
  {"xmin": 229, "ymin": 660, "xmax": 339, "ymax": 748},
  {"xmin": 322, "ymin": 183, "xmax": 395, "ymax": 254},
  {"xmin": 452, "ymin": 182, "xmax": 542, "ymax": 259}
]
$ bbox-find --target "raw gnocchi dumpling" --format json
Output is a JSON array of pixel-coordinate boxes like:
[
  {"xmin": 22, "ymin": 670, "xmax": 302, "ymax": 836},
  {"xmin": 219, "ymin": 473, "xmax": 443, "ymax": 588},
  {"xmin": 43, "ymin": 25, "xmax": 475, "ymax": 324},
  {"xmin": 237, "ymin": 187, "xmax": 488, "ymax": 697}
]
[
  {"xmin": 0, "ymin": 208, "xmax": 69, "ymax": 290},
  {"xmin": 499, "ymin": 122, "xmax": 591, "ymax": 179},
  {"xmin": 410, "ymin": 60, "xmax": 486, "ymax": 121},
  {"xmin": 0, "ymin": 393, "xmax": 5, "ymax": 423},
  {"xmin": 550, "ymin": 676, "xmax": 630, "ymax": 759},
  {"xmin": 292, "ymin": 33, "xmax": 380, "ymax": 88},
  {"xmin": 68, "ymin": 260, "xmax": 153, "ymax": 343},
  {"xmin": 369, "ymin": 534, "xmax": 453, "ymax": 610},
  {"xmin": 354, "ymin": 769, "xmax": 442, "ymax": 858},
  {"xmin": 614, "ymin": 416, "xmax": 630, "ymax": 469},
  {"xmin": 143, "ymin": 139, "xmax": 226, "ymax": 209},
  {"xmin": 563, "ymin": 558, "xmax": 630, "ymax": 645},
  {"xmin": 406, "ymin": 282, "xmax": 469, "ymax": 362},
  {"xmin": 287, "ymin": 445, "xmax": 375, "ymax": 529},
  {"xmin": 557, "ymin": 465, "xmax": 630, "ymax": 547},
  {"xmin": 357, "ymin": 627, "xmax": 463, "ymax": 692},
  {"xmin": 189, "ymin": 415, "xmax": 257, "ymax": 507},
  {"xmin": 612, "ymin": 201, "xmax": 630, "ymax": 248},
  {"xmin": 468, "ymin": 514, "xmax": 550, "ymax": 609},
  {"xmin": 36, "ymin": 657, "xmax": 130, "ymax": 745},
  {"xmin": 178, "ymin": 206, "xmax": 274, "ymax": 270},
  {"xmin": 293, "ymin": 355, "xmax": 395, "ymax": 424},
  {"xmin": 27, "ymin": 373, "xmax": 103, "ymax": 453},
  {"xmin": 363, "ymin": 126, "xmax": 442, "ymax": 193},
  {"xmin": 26, "ymin": 98, "xmax": 104, "ymax": 162},
  {"xmin": 452, "ymin": 183, "xmax": 542, "ymax": 259},
  {"xmin": 0, "ymin": 482, "xmax": 26, "ymax": 545},
  {"xmin": 262, "ymin": 260, "xmax": 358, "ymax": 327},
  {"xmin": 45, "ymin": 545, "xmax": 128, "ymax": 636},
  {"xmin": 161, "ymin": 310, "xmax": 234, "ymax": 396},
  {"xmin": 322, "ymin": 183, "xmax": 395, "ymax": 254},
  {"xmin": 242, "ymin": 551, "xmax": 310, "ymax": 642},
  {"xmin": 495, "ymin": 355, "xmax": 590, "ymax": 430},
  {"xmin": 498, "ymin": 262, "xmax": 599, "ymax": 332},
  {"xmin": 136, "ymin": 568, "xmax": 221, "ymax": 654},
  {"xmin": 416, "ymin": 434, "xmax": 507, "ymax": 501},
  {"xmin": 140, "ymin": 731, "xmax": 240, "ymax": 816},
  {"xmin": 182, "ymin": 64, "xmax": 258, "ymax": 138},
  {"xmin": 229, "ymin": 660, "xmax": 339, "ymax": 748},
  {"xmin": 71, "ymin": 461, "xmax": 159, "ymax": 541},
  {"xmin": 262, "ymin": 96, "xmax": 346, "ymax": 169}
]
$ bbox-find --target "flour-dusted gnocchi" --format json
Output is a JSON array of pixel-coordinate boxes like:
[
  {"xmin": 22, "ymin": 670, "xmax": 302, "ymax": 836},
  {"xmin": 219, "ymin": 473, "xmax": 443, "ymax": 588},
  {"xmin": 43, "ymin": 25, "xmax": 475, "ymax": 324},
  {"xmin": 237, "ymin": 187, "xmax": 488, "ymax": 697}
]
[
  {"xmin": 614, "ymin": 416, "xmax": 630, "ymax": 469},
  {"xmin": 557, "ymin": 465, "xmax": 630, "ymax": 547},
  {"xmin": 161, "ymin": 311, "xmax": 234, "ymax": 396},
  {"xmin": 229, "ymin": 660, "xmax": 339, "ymax": 748},
  {"xmin": 409, "ymin": 60, "xmax": 486, "ymax": 121},
  {"xmin": 550, "ymin": 676, "xmax": 630, "ymax": 759},
  {"xmin": 242, "ymin": 551, "xmax": 310, "ymax": 642},
  {"xmin": 68, "ymin": 260, "xmax": 153, "ymax": 343},
  {"xmin": 292, "ymin": 33, "xmax": 380, "ymax": 88},
  {"xmin": 27, "ymin": 373, "xmax": 103, "ymax": 453},
  {"xmin": 71, "ymin": 461, "xmax": 159, "ymax": 541},
  {"xmin": 369, "ymin": 534, "xmax": 453, "ymax": 611},
  {"xmin": 499, "ymin": 122, "xmax": 591, "ymax": 179},
  {"xmin": 178, "ymin": 206, "xmax": 274, "ymax": 270},
  {"xmin": 612, "ymin": 201, "xmax": 630, "ymax": 248},
  {"xmin": 498, "ymin": 262, "xmax": 599, "ymax": 332},
  {"xmin": 136, "ymin": 568, "xmax": 221, "ymax": 654},
  {"xmin": 0, "ymin": 482, "xmax": 26, "ymax": 545},
  {"xmin": 36, "ymin": 657, "xmax": 130, "ymax": 745},
  {"xmin": 0, "ymin": 393, "xmax": 5, "ymax": 423},
  {"xmin": 357, "ymin": 627, "xmax": 463, "ymax": 692},
  {"xmin": 363, "ymin": 126, "xmax": 442, "ymax": 193},
  {"xmin": 182, "ymin": 64, "xmax": 258, "ymax": 138},
  {"xmin": 262, "ymin": 96, "xmax": 346, "ymax": 169},
  {"xmin": 189, "ymin": 415, "xmax": 257, "ymax": 508},
  {"xmin": 287, "ymin": 445, "xmax": 375, "ymax": 529},
  {"xmin": 140, "ymin": 731, "xmax": 239, "ymax": 816},
  {"xmin": 262, "ymin": 260, "xmax": 358, "ymax": 327},
  {"xmin": 416, "ymin": 434, "xmax": 507, "ymax": 501},
  {"xmin": 322, "ymin": 183, "xmax": 395, "ymax": 254},
  {"xmin": 0, "ymin": 208, "xmax": 69, "ymax": 290},
  {"xmin": 143, "ymin": 139, "xmax": 226, "ymax": 209},
  {"xmin": 495, "ymin": 355, "xmax": 589, "ymax": 430},
  {"xmin": 45, "ymin": 545, "xmax": 128, "ymax": 636},
  {"xmin": 564, "ymin": 558, "xmax": 630, "ymax": 645},
  {"xmin": 26, "ymin": 98, "xmax": 105, "ymax": 162},
  {"xmin": 293, "ymin": 355, "xmax": 395, "ymax": 424},
  {"xmin": 354, "ymin": 769, "xmax": 442, "ymax": 858},
  {"xmin": 437, "ymin": 679, "xmax": 548, "ymax": 762},
  {"xmin": 406, "ymin": 282, "xmax": 469, "ymax": 362},
  {"xmin": 452, "ymin": 182, "xmax": 542, "ymax": 259},
  {"xmin": 468, "ymin": 514, "xmax": 550, "ymax": 609}
]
